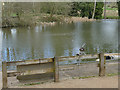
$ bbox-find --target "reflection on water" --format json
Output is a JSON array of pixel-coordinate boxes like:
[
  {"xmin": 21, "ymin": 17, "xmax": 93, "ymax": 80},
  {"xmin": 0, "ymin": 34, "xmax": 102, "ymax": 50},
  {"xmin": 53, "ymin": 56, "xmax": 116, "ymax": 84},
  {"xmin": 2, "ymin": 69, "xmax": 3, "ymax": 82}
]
[{"xmin": 0, "ymin": 20, "xmax": 118, "ymax": 63}]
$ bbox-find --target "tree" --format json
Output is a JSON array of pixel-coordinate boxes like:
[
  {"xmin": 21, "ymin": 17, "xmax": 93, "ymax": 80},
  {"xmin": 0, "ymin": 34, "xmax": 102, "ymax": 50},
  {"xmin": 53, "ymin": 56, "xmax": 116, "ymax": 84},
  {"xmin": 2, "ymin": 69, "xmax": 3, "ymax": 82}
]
[
  {"xmin": 39, "ymin": 2, "xmax": 71, "ymax": 22},
  {"xmin": 69, "ymin": 2, "xmax": 80, "ymax": 16},
  {"xmin": 39, "ymin": 2, "xmax": 71, "ymax": 16},
  {"xmin": 92, "ymin": 0, "xmax": 96, "ymax": 19},
  {"xmin": 118, "ymin": 1, "xmax": 120, "ymax": 17},
  {"xmin": 69, "ymin": 2, "xmax": 103, "ymax": 19},
  {"xmin": 79, "ymin": 2, "xmax": 104, "ymax": 19},
  {"xmin": 94, "ymin": 2, "xmax": 104, "ymax": 19}
]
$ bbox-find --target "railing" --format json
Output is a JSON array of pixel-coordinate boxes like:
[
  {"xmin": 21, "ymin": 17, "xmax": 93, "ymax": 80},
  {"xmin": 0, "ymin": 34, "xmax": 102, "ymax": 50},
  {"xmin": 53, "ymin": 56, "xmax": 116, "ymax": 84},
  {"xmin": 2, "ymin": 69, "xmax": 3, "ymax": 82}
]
[{"xmin": 2, "ymin": 53, "xmax": 119, "ymax": 88}]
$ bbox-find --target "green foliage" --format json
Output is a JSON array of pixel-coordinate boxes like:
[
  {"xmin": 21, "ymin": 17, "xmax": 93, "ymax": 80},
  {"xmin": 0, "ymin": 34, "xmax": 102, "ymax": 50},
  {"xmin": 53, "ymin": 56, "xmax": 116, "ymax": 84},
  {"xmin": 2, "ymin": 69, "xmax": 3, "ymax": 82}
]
[
  {"xmin": 69, "ymin": 2, "xmax": 104, "ymax": 19},
  {"xmin": 79, "ymin": 3, "xmax": 94, "ymax": 19},
  {"xmin": 2, "ymin": 2, "xmax": 71, "ymax": 27},
  {"xmin": 94, "ymin": 2, "xmax": 104, "ymax": 19},
  {"xmin": 2, "ymin": 2, "xmax": 105, "ymax": 27},
  {"xmin": 69, "ymin": 2, "xmax": 80, "ymax": 16}
]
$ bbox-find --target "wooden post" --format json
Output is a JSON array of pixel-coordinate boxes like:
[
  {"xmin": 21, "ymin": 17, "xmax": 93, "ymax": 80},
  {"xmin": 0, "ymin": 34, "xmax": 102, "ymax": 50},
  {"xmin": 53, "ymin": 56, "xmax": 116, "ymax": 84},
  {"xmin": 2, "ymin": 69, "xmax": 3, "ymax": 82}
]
[
  {"xmin": 99, "ymin": 53, "xmax": 106, "ymax": 76},
  {"xmin": 53, "ymin": 57, "xmax": 59, "ymax": 82},
  {"xmin": 2, "ymin": 61, "xmax": 8, "ymax": 88}
]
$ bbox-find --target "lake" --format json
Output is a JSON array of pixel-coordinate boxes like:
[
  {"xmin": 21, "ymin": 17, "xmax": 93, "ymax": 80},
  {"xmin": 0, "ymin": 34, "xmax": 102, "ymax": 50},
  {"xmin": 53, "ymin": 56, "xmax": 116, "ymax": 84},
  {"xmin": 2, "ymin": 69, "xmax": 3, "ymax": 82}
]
[{"xmin": 0, "ymin": 19, "xmax": 118, "ymax": 65}]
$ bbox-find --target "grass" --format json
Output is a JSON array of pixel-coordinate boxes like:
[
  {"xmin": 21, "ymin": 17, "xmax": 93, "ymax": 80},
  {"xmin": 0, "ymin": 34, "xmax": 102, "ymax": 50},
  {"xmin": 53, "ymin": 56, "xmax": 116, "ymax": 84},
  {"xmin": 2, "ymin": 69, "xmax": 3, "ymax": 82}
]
[
  {"xmin": 107, "ymin": 72, "xmax": 120, "ymax": 77},
  {"xmin": 103, "ymin": 7, "xmax": 118, "ymax": 11},
  {"xmin": 106, "ymin": 7, "xmax": 118, "ymax": 11},
  {"xmin": 11, "ymin": 13, "xmax": 17, "ymax": 17},
  {"xmin": 107, "ymin": 73, "xmax": 118, "ymax": 76},
  {"xmin": 72, "ymin": 73, "xmax": 118, "ymax": 80},
  {"xmin": 72, "ymin": 76, "xmax": 96, "ymax": 79},
  {"xmin": 102, "ymin": 16, "xmax": 120, "ymax": 19},
  {"xmin": 23, "ymin": 82, "xmax": 44, "ymax": 86},
  {"xmin": 79, "ymin": 76, "xmax": 96, "ymax": 79}
]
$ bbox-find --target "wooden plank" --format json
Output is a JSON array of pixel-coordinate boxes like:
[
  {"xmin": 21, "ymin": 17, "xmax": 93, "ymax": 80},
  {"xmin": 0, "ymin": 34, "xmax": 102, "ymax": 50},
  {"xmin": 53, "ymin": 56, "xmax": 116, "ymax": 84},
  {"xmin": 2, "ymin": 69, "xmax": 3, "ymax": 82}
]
[
  {"xmin": 2, "ymin": 61, "xmax": 8, "ymax": 88},
  {"xmin": 58, "ymin": 56, "xmax": 76, "ymax": 59},
  {"xmin": 58, "ymin": 53, "xmax": 119, "ymax": 59},
  {"xmin": 104, "ymin": 53, "xmax": 120, "ymax": 56},
  {"xmin": 6, "ymin": 53, "xmax": 119, "ymax": 66},
  {"xmin": 59, "ymin": 66, "xmax": 75, "ymax": 71},
  {"xmin": 24, "ymin": 58, "xmax": 53, "ymax": 64},
  {"xmin": 59, "ymin": 54, "xmax": 98, "ymax": 62},
  {"xmin": 17, "ymin": 72, "xmax": 54, "ymax": 81},
  {"xmin": 6, "ymin": 60, "xmax": 25, "ymax": 66},
  {"xmin": 59, "ymin": 53, "xmax": 120, "ymax": 62},
  {"xmin": 7, "ymin": 58, "xmax": 53, "ymax": 66},
  {"xmin": 54, "ymin": 57, "xmax": 59, "ymax": 82},
  {"xmin": 17, "ymin": 59, "xmax": 53, "ymax": 66},
  {"xmin": 99, "ymin": 53, "xmax": 106, "ymax": 76},
  {"xmin": 7, "ymin": 71, "xmax": 22, "ymax": 77},
  {"xmin": 17, "ymin": 62, "xmax": 54, "ymax": 75},
  {"xmin": 80, "ymin": 54, "xmax": 98, "ymax": 59}
]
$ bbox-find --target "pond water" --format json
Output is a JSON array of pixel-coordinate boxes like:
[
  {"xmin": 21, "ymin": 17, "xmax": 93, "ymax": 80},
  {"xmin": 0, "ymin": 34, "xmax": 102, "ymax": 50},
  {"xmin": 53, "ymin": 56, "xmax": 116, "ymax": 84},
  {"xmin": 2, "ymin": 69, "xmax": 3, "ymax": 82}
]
[{"xmin": 0, "ymin": 20, "xmax": 118, "ymax": 64}]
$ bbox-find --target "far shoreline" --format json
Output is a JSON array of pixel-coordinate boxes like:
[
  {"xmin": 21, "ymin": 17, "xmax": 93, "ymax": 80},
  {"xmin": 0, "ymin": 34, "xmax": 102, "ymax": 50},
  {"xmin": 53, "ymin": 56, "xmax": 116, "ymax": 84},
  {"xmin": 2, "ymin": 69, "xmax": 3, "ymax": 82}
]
[{"xmin": 1, "ymin": 16, "xmax": 119, "ymax": 28}]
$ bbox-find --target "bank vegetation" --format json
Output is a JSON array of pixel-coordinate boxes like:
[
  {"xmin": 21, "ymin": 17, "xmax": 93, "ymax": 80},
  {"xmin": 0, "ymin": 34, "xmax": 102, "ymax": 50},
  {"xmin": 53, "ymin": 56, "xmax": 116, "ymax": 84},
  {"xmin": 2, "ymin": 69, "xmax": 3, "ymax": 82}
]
[{"xmin": 1, "ymin": 2, "xmax": 120, "ymax": 28}]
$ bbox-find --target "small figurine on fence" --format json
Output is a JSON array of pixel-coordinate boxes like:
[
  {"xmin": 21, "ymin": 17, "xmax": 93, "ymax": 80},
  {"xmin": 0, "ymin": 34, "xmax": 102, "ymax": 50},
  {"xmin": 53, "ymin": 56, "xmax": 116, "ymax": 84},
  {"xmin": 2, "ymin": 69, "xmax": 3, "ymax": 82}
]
[
  {"xmin": 79, "ymin": 43, "xmax": 86, "ymax": 55},
  {"xmin": 77, "ymin": 43, "xmax": 86, "ymax": 65}
]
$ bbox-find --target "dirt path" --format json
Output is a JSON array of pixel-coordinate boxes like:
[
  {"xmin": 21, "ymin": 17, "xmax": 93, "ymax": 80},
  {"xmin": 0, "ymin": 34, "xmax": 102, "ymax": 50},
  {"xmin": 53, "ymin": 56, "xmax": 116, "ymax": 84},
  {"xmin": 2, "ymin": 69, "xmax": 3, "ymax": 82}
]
[
  {"xmin": 9, "ymin": 76, "xmax": 118, "ymax": 88},
  {"xmin": 0, "ymin": 71, "xmax": 118, "ymax": 89}
]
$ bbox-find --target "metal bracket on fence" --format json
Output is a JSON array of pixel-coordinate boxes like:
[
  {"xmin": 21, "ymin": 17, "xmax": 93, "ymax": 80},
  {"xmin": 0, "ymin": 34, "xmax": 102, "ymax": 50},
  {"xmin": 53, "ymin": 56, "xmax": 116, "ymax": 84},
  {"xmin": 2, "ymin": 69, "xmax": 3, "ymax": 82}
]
[{"xmin": 76, "ymin": 54, "xmax": 81, "ymax": 66}]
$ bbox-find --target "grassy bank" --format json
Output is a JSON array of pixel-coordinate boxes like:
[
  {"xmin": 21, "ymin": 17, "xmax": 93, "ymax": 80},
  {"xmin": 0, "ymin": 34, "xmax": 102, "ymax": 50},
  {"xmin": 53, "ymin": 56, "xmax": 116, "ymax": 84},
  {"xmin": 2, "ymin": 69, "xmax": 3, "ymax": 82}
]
[
  {"xmin": 2, "ymin": 8, "xmax": 119, "ymax": 28},
  {"xmin": 2, "ymin": 13, "xmax": 63, "ymax": 28},
  {"xmin": 102, "ymin": 16, "xmax": 120, "ymax": 19},
  {"xmin": 2, "ymin": 13, "xmax": 70, "ymax": 28},
  {"xmin": 2, "ymin": 13, "xmax": 95, "ymax": 28}
]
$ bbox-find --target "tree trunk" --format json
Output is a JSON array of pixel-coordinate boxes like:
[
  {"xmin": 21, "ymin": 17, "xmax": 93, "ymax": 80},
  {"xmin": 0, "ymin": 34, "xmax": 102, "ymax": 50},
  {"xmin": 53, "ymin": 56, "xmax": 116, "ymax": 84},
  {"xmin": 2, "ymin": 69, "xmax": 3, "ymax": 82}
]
[
  {"xmin": 33, "ymin": 2, "xmax": 35, "ymax": 13},
  {"xmin": 92, "ymin": 0, "xmax": 96, "ymax": 19},
  {"xmin": 104, "ymin": 0, "xmax": 106, "ymax": 19}
]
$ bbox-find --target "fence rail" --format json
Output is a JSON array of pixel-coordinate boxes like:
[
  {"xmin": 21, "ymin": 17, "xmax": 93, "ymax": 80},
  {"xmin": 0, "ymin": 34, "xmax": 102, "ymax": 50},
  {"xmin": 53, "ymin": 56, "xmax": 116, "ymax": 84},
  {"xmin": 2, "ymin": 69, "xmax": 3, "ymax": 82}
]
[{"xmin": 2, "ymin": 53, "xmax": 119, "ymax": 88}]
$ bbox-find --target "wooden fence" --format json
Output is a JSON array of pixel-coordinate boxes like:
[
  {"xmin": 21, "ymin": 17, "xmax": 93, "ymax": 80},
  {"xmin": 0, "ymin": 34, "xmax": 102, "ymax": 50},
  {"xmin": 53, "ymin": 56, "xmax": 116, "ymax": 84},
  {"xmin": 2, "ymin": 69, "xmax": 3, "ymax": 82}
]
[{"xmin": 2, "ymin": 53, "xmax": 118, "ymax": 88}]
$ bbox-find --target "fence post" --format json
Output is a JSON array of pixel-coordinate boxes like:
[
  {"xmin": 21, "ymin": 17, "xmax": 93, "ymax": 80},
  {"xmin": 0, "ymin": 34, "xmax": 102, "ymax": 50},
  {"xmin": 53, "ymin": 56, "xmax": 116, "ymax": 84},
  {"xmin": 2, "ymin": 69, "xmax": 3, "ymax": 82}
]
[
  {"xmin": 2, "ymin": 61, "xmax": 8, "ymax": 88},
  {"xmin": 99, "ymin": 53, "xmax": 106, "ymax": 76},
  {"xmin": 53, "ymin": 57, "xmax": 59, "ymax": 82}
]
